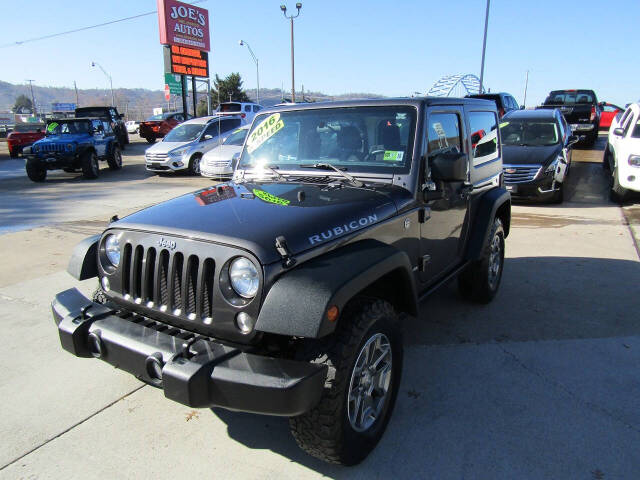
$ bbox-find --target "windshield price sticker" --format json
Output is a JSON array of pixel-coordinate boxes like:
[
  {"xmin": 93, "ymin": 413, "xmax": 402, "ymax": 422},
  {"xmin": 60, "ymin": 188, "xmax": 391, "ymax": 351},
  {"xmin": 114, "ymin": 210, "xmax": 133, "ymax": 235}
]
[
  {"xmin": 47, "ymin": 122, "xmax": 59, "ymax": 133},
  {"xmin": 246, "ymin": 113, "xmax": 284, "ymax": 153},
  {"xmin": 383, "ymin": 150, "xmax": 404, "ymax": 162},
  {"xmin": 499, "ymin": 122, "xmax": 509, "ymax": 128},
  {"xmin": 252, "ymin": 188, "xmax": 290, "ymax": 206}
]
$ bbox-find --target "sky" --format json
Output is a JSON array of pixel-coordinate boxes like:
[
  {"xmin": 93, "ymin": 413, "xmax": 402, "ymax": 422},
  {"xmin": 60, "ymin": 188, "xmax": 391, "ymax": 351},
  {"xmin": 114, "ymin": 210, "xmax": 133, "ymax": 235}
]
[{"xmin": 1, "ymin": 0, "xmax": 638, "ymax": 108}]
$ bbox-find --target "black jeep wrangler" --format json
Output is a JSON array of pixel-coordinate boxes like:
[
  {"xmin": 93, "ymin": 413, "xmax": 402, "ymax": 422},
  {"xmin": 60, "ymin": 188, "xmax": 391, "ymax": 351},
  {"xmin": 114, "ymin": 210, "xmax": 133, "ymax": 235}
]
[
  {"xmin": 75, "ymin": 106, "xmax": 129, "ymax": 148},
  {"xmin": 53, "ymin": 98, "xmax": 510, "ymax": 465}
]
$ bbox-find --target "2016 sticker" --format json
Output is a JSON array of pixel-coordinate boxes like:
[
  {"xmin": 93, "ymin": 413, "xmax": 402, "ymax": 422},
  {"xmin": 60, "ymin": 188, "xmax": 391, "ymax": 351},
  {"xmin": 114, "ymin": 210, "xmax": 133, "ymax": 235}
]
[{"xmin": 246, "ymin": 113, "xmax": 284, "ymax": 153}]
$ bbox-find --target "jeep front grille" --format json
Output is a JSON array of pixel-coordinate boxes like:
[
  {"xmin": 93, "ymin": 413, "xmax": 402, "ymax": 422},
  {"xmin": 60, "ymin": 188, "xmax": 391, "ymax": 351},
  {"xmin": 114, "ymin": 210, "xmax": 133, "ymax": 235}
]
[
  {"xmin": 502, "ymin": 164, "xmax": 541, "ymax": 183},
  {"xmin": 41, "ymin": 143, "xmax": 65, "ymax": 153},
  {"xmin": 120, "ymin": 243, "xmax": 215, "ymax": 322}
]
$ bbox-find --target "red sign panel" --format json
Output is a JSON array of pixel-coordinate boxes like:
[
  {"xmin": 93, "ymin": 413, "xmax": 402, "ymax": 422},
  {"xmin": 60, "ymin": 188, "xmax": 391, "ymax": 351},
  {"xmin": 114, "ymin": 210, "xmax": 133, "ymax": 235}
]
[{"xmin": 157, "ymin": 0, "xmax": 210, "ymax": 52}]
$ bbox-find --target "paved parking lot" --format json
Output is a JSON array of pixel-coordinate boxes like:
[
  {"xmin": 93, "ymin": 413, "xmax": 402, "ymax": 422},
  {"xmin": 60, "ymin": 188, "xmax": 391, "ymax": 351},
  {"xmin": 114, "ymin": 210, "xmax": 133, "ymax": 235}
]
[{"xmin": 0, "ymin": 135, "xmax": 639, "ymax": 479}]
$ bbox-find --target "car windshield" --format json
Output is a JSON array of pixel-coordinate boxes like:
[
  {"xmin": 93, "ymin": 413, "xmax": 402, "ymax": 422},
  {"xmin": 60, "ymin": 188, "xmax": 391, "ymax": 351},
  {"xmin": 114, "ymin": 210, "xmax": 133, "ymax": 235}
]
[
  {"xmin": 163, "ymin": 123, "xmax": 204, "ymax": 142},
  {"xmin": 632, "ymin": 118, "xmax": 640, "ymax": 138},
  {"xmin": 147, "ymin": 113, "xmax": 172, "ymax": 121},
  {"xmin": 544, "ymin": 92, "xmax": 594, "ymax": 105},
  {"xmin": 238, "ymin": 106, "xmax": 417, "ymax": 174},
  {"xmin": 224, "ymin": 128, "xmax": 248, "ymax": 146},
  {"xmin": 46, "ymin": 120, "xmax": 91, "ymax": 135},
  {"xmin": 500, "ymin": 120, "xmax": 559, "ymax": 146}
]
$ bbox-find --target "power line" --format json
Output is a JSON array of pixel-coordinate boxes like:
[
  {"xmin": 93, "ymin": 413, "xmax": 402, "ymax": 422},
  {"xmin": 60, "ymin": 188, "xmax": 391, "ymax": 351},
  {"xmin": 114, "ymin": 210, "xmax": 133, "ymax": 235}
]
[{"xmin": 0, "ymin": 0, "xmax": 207, "ymax": 49}]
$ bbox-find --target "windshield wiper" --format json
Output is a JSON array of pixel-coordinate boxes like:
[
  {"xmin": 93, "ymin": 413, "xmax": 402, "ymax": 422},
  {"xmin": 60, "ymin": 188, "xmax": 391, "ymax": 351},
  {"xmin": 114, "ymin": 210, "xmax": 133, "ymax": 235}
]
[{"xmin": 300, "ymin": 163, "xmax": 364, "ymax": 187}]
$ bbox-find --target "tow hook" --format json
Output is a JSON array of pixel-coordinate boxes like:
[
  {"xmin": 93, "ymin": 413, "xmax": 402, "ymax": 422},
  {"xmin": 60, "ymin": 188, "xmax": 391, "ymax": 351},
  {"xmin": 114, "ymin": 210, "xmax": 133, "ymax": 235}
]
[{"xmin": 275, "ymin": 235, "xmax": 297, "ymax": 268}]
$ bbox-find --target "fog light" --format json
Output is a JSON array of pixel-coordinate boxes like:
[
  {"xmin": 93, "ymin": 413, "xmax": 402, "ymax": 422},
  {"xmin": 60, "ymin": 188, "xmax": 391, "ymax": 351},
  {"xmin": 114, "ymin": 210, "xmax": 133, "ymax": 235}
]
[
  {"xmin": 173, "ymin": 161, "xmax": 184, "ymax": 168},
  {"xmin": 101, "ymin": 276, "xmax": 110, "ymax": 292},
  {"xmin": 628, "ymin": 176, "xmax": 636, "ymax": 182},
  {"xmin": 235, "ymin": 312, "xmax": 255, "ymax": 334}
]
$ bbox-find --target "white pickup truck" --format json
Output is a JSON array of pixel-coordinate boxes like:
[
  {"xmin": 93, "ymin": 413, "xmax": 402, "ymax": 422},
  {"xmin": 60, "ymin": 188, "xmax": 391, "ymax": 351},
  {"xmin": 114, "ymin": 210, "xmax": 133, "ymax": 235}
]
[{"xmin": 604, "ymin": 102, "xmax": 640, "ymax": 202}]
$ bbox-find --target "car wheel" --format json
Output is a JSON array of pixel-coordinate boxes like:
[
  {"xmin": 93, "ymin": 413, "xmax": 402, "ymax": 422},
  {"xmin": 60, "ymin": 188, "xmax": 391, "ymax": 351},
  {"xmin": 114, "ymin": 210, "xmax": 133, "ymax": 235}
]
[
  {"xmin": 610, "ymin": 167, "xmax": 628, "ymax": 204},
  {"xmin": 188, "ymin": 155, "xmax": 202, "ymax": 176},
  {"xmin": 25, "ymin": 159, "xmax": 47, "ymax": 182},
  {"xmin": 290, "ymin": 298, "xmax": 402, "ymax": 466},
  {"xmin": 9, "ymin": 149, "xmax": 18, "ymax": 158},
  {"xmin": 107, "ymin": 145, "xmax": 123, "ymax": 170},
  {"xmin": 458, "ymin": 217, "xmax": 505, "ymax": 304},
  {"xmin": 145, "ymin": 136, "xmax": 156, "ymax": 144},
  {"xmin": 603, "ymin": 146, "xmax": 612, "ymax": 171},
  {"xmin": 81, "ymin": 150, "xmax": 99, "ymax": 179}
]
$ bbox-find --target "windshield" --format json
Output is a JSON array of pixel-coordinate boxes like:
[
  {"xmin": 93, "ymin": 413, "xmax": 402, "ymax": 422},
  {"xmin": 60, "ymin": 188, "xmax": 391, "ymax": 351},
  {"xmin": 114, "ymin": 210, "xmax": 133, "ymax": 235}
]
[
  {"xmin": 632, "ymin": 118, "xmax": 640, "ymax": 139},
  {"xmin": 224, "ymin": 128, "xmax": 248, "ymax": 146},
  {"xmin": 218, "ymin": 103, "xmax": 241, "ymax": 112},
  {"xmin": 238, "ymin": 106, "xmax": 417, "ymax": 174},
  {"xmin": 544, "ymin": 91, "xmax": 594, "ymax": 105},
  {"xmin": 500, "ymin": 120, "xmax": 559, "ymax": 146},
  {"xmin": 163, "ymin": 123, "xmax": 204, "ymax": 142},
  {"xmin": 147, "ymin": 113, "xmax": 172, "ymax": 121},
  {"xmin": 46, "ymin": 120, "xmax": 91, "ymax": 135}
]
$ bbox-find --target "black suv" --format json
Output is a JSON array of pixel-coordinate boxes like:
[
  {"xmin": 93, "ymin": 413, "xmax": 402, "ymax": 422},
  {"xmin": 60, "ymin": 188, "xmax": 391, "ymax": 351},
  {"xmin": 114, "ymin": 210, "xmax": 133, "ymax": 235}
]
[
  {"xmin": 52, "ymin": 98, "xmax": 510, "ymax": 465},
  {"xmin": 466, "ymin": 92, "xmax": 520, "ymax": 118},
  {"xmin": 75, "ymin": 106, "xmax": 129, "ymax": 148}
]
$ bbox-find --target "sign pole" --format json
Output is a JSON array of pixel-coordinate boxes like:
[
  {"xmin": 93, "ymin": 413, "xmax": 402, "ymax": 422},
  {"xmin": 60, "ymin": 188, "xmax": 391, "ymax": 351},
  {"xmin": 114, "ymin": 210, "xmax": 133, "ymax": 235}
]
[
  {"xmin": 181, "ymin": 75, "xmax": 188, "ymax": 119},
  {"xmin": 192, "ymin": 76, "xmax": 197, "ymax": 117}
]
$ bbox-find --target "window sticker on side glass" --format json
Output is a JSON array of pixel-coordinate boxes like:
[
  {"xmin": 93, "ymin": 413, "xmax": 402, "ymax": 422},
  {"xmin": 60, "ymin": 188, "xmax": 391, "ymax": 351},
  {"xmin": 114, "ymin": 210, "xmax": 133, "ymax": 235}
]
[
  {"xmin": 383, "ymin": 151, "xmax": 404, "ymax": 162},
  {"xmin": 47, "ymin": 122, "xmax": 58, "ymax": 133},
  {"xmin": 246, "ymin": 113, "xmax": 284, "ymax": 153}
]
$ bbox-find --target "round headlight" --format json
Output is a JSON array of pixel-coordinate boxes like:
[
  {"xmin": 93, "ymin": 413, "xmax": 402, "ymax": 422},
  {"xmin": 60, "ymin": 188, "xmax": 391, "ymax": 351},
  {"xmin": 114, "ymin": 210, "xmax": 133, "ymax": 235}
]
[
  {"xmin": 104, "ymin": 234, "xmax": 121, "ymax": 267},
  {"xmin": 229, "ymin": 257, "xmax": 259, "ymax": 298}
]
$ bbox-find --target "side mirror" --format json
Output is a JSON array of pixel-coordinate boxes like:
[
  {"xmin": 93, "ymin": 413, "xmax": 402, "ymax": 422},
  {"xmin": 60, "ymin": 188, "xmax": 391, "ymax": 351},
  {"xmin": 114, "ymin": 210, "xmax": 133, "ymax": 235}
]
[
  {"xmin": 203, "ymin": 134, "xmax": 213, "ymax": 141},
  {"xmin": 567, "ymin": 134, "xmax": 579, "ymax": 145},
  {"xmin": 520, "ymin": 105, "xmax": 525, "ymax": 110},
  {"xmin": 430, "ymin": 151, "xmax": 467, "ymax": 182},
  {"xmin": 613, "ymin": 127, "xmax": 625, "ymax": 137}
]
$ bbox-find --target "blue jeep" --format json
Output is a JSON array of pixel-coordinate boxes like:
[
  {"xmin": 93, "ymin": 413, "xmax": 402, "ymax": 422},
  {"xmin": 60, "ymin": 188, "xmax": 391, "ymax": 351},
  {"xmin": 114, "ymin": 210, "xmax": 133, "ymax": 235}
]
[{"xmin": 24, "ymin": 117, "xmax": 122, "ymax": 182}]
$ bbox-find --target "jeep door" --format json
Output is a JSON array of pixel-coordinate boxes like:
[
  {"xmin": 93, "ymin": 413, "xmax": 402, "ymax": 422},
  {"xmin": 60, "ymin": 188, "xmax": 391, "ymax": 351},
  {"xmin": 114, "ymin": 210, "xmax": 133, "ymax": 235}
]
[
  {"xmin": 91, "ymin": 120, "xmax": 108, "ymax": 157},
  {"xmin": 420, "ymin": 107, "xmax": 470, "ymax": 283}
]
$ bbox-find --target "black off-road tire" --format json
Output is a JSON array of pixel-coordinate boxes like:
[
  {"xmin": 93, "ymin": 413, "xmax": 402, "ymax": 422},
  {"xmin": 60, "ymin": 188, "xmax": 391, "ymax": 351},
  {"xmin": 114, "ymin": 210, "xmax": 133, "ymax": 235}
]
[
  {"xmin": 26, "ymin": 159, "xmax": 47, "ymax": 182},
  {"xmin": 610, "ymin": 167, "xmax": 628, "ymax": 204},
  {"xmin": 81, "ymin": 150, "xmax": 99, "ymax": 179},
  {"xmin": 9, "ymin": 148, "xmax": 19, "ymax": 158},
  {"xmin": 107, "ymin": 145, "xmax": 123, "ymax": 170},
  {"xmin": 289, "ymin": 298, "xmax": 403, "ymax": 466},
  {"xmin": 145, "ymin": 136, "xmax": 156, "ymax": 144},
  {"xmin": 458, "ymin": 217, "xmax": 505, "ymax": 304}
]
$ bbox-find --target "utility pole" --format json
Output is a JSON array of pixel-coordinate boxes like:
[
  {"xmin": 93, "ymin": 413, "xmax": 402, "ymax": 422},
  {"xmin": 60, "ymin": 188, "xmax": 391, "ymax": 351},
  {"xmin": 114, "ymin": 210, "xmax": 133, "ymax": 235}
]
[
  {"xmin": 523, "ymin": 70, "xmax": 529, "ymax": 108},
  {"xmin": 479, "ymin": 0, "xmax": 490, "ymax": 93},
  {"xmin": 280, "ymin": 3, "xmax": 302, "ymax": 103},
  {"xmin": 73, "ymin": 81, "xmax": 79, "ymax": 107},
  {"xmin": 26, "ymin": 79, "xmax": 37, "ymax": 115}
]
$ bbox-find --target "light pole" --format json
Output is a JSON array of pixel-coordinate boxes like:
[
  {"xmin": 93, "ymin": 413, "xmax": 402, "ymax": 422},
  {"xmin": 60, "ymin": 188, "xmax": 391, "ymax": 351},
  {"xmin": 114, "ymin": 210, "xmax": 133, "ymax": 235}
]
[
  {"xmin": 91, "ymin": 61, "xmax": 114, "ymax": 107},
  {"xmin": 280, "ymin": 3, "xmax": 302, "ymax": 103},
  {"xmin": 239, "ymin": 40, "xmax": 260, "ymax": 104},
  {"xmin": 26, "ymin": 79, "xmax": 37, "ymax": 115},
  {"xmin": 523, "ymin": 70, "xmax": 529, "ymax": 108},
  {"xmin": 479, "ymin": 0, "xmax": 490, "ymax": 93}
]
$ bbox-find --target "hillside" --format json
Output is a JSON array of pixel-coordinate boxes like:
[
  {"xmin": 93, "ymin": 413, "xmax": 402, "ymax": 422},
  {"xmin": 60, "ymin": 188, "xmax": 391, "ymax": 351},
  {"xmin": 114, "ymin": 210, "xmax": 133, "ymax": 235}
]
[{"xmin": 0, "ymin": 80, "xmax": 385, "ymax": 121}]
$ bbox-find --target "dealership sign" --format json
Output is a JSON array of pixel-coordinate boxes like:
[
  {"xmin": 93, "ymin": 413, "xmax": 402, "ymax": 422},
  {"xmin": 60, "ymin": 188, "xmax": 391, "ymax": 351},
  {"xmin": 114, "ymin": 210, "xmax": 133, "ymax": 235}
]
[
  {"xmin": 157, "ymin": 0, "xmax": 210, "ymax": 52},
  {"xmin": 164, "ymin": 45, "xmax": 209, "ymax": 78}
]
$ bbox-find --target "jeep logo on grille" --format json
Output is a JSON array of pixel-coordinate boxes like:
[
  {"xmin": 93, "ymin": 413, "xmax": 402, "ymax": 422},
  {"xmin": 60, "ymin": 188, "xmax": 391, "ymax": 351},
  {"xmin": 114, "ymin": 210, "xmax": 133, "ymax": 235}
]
[{"xmin": 157, "ymin": 238, "xmax": 177, "ymax": 250}]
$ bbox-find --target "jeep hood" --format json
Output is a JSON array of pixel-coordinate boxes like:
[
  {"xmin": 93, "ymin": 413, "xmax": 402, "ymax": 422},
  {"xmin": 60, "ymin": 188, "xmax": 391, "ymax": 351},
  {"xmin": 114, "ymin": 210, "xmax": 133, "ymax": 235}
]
[
  {"xmin": 114, "ymin": 181, "xmax": 405, "ymax": 264},
  {"xmin": 37, "ymin": 133, "xmax": 91, "ymax": 144}
]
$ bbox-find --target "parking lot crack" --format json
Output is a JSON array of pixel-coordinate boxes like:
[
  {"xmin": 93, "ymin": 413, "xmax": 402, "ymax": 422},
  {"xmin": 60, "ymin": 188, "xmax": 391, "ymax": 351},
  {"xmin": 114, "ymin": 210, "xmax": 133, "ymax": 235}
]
[
  {"xmin": 500, "ymin": 346, "xmax": 640, "ymax": 435},
  {"xmin": 0, "ymin": 385, "xmax": 146, "ymax": 471}
]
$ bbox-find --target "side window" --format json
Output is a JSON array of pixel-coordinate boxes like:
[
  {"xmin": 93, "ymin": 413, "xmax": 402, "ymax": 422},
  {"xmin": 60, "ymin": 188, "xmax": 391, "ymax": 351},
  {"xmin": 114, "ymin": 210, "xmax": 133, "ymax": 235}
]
[
  {"xmin": 109, "ymin": 108, "xmax": 118, "ymax": 121},
  {"xmin": 220, "ymin": 119, "xmax": 241, "ymax": 132},
  {"xmin": 102, "ymin": 121, "xmax": 113, "ymax": 134},
  {"xmin": 174, "ymin": 114, "xmax": 183, "ymax": 122},
  {"xmin": 468, "ymin": 111, "xmax": 499, "ymax": 165},
  {"xmin": 253, "ymin": 105, "xmax": 260, "ymax": 112},
  {"xmin": 621, "ymin": 112, "xmax": 634, "ymax": 136},
  {"xmin": 91, "ymin": 119, "xmax": 102, "ymax": 132},
  {"xmin": 426, "ymin": 113, "xmax": 462, "ymax": 156},
  {"xmin": 556, "ymin": 115, "xmax": 565, "ymax": 141},
  {"xmin": 244, "ymin": 105, "xmax": 251, "ymax": 112}
]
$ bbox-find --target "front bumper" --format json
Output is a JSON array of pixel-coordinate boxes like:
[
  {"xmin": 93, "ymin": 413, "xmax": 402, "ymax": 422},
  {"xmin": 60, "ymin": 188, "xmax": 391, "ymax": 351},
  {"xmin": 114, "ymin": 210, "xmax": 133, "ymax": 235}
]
[
  {"xmin": 145, "ymin": 156, "xmax": 187, "ymax": 172},
  {"xmin": 201, "ymin": 163, "xmax": 233, "ymax": 177},
  {"xmin": 505, "ymin": 172, "xmax": 559, "ymax": 200},
  {"xmin": 52, "ymin": 288, "xmax": 327, "ymax": 416},
  {"xmin": 25, "ymin": 152, "xmax": 77, "ymax": 169}
]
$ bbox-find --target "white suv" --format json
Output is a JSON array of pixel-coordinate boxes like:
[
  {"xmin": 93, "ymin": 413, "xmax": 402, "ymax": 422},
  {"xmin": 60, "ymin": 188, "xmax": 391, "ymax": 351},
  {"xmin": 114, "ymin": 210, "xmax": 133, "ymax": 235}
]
[
  {"xmin": 604, "ymin": 103, "xmax": 640, "ymax": 202},
  {"xmin": 216, "ymin": 102, "xmax": 263, "ymax": 123},
  {"xmin": 145, "ymin": 115, "xmax": 245, "ymax": 175}
]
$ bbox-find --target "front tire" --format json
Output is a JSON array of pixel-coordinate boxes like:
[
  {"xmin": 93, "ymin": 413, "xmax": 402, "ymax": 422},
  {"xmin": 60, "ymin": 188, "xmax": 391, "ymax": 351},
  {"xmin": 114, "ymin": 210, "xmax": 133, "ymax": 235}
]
[
  {"xmin": 26, "ymin": 159, "xmax": 46, "ymax": 182},
  {"xmin": 81, "ymin": 150, "xmax": 99, "ymax": 179},
  {"xmin": 610, "ymin": 167, "xmax": 628, "ymax": 204},
  {"xmin": 145, "ymin": 136, "xmax": 156, "ymax": 144},
  {"xmin": 458, "ymin": 217, "xmax": 505, "ymax": 303},
  {"xmin": 107, "ymin": 145, "xmax": 122, "ymax": 170},
  {"xmin": 289, "ymin": 298, "xmax": 402, "ymax": 466},
  {"xmin": 188, "ymin": 154, "xmax": 202, "ymax": 176}
]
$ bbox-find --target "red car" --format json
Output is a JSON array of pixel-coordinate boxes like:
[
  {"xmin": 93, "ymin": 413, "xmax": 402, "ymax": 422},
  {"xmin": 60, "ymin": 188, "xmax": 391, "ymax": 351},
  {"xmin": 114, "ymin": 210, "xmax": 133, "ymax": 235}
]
[
  {"xmin": 6, "ymin": 124, "xmax": 46, "ymax": 158},
  {"xmin": 139, "ymin": 112, "xmax": 190, "ymax": 144},
  {"xmin": 599, "ymin": 102, "xmax": 624, "ymax": 130}
]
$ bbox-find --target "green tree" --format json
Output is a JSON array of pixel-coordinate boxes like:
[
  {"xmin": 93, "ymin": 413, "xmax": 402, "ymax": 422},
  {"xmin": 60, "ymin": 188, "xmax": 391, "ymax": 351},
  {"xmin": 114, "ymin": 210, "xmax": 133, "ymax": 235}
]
[
  {"xmin": 13, "ymin": 94, "xmax": 33, "ymax": 113},
  {"xmin": 209, "ymin": 73, "xmax": 250, "ymax": 109}
]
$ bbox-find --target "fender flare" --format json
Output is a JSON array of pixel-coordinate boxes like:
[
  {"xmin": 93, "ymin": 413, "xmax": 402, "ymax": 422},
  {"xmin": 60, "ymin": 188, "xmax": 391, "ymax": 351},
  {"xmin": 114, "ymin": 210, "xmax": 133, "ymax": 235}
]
[
  {"xmin": 67, "ymin": 234, "xmax": 100, "ymax": 280},
  {"xmin": 255, "ymin": 240, "xmax": 418, "ymax": 338},
  {"xmin": 465, "ymin": 187, "xmax": 511, "ymax": 262}
]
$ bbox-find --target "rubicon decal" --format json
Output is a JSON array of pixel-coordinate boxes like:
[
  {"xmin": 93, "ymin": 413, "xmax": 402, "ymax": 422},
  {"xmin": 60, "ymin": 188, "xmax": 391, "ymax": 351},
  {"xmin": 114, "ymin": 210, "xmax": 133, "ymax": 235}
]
[{"xmin": 308, "ymin": 214, "xmax": 378, "ymax": 245}]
